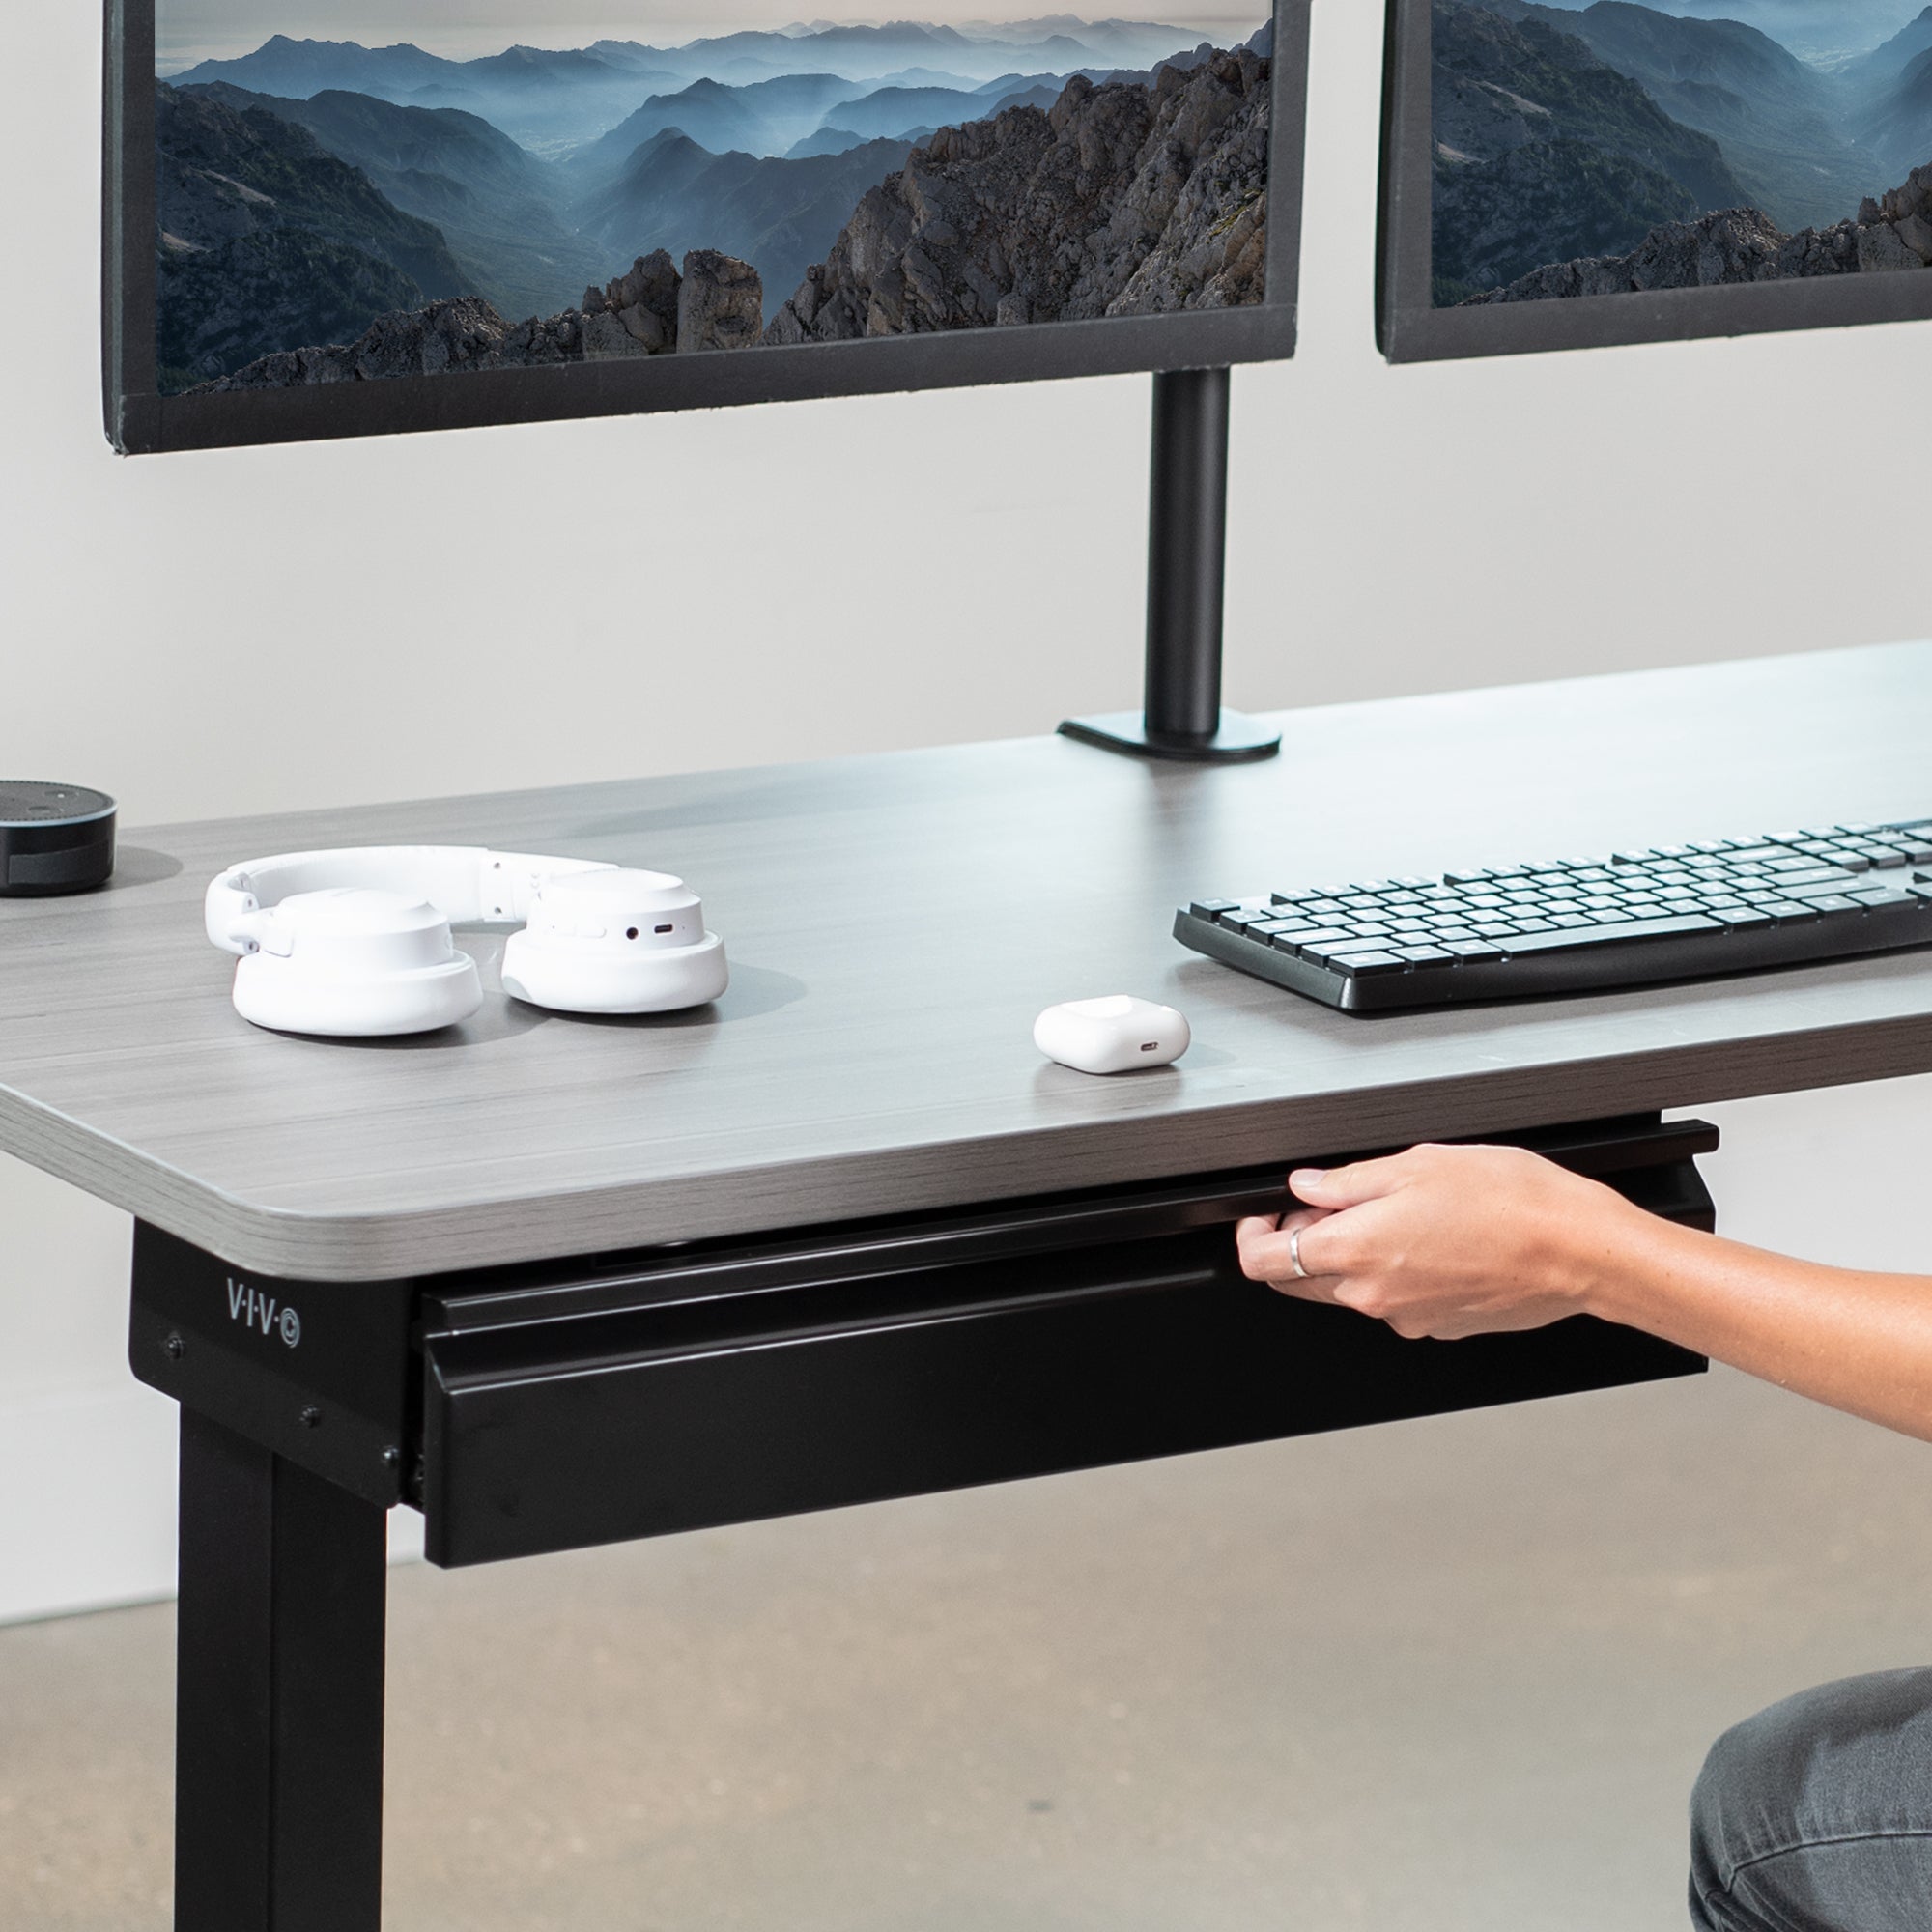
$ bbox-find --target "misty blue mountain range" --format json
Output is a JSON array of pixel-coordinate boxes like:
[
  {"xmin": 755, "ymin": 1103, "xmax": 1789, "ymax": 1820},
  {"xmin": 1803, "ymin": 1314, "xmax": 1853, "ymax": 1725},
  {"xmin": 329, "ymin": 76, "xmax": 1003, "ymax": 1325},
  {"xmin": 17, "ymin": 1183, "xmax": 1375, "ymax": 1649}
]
[
  {"xmin": 156, "ymin": 14, "xmax": 1268, "ymax": 388},
  {"xmin": 1431, "ymin": 0, "xmax": 1932, "ymax": 303}
]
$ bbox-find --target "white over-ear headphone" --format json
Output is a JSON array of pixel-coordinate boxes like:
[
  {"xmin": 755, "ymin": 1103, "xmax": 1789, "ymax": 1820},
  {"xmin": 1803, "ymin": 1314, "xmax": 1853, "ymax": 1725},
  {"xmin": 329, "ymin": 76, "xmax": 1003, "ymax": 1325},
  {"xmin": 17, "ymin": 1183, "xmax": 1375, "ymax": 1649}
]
[{"xmin": 205, "ymin": 846, "xmax": 728, "ymax": 1037}]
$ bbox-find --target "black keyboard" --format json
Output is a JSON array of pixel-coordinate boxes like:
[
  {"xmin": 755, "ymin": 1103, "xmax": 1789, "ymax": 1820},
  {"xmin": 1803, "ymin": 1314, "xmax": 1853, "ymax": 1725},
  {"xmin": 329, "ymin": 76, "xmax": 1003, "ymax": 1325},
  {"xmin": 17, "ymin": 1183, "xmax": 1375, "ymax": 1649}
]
[{"xmin": 1176, "ymin": 820, "xmax": 1932, "ymax": 1013}]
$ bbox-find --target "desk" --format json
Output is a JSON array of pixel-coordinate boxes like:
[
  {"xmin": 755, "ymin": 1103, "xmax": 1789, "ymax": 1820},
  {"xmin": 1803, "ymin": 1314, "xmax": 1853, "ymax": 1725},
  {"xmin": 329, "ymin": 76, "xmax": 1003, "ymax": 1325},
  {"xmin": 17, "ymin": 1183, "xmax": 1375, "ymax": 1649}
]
[{"xmin": 4, "ymin": 640, "xmax": 1930, "ymax": 1930}]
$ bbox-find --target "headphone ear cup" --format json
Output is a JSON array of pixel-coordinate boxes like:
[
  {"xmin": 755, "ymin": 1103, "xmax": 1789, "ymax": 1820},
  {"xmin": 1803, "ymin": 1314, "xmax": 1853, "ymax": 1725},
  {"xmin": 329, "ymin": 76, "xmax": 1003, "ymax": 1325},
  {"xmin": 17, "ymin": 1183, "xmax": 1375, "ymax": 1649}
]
[
  {"xmin": 229, "ymin": 888, "xmax": 484, "ymax": 1037},
  {"xmin": 501, "ymin": 870, "xmax": 728, "ymax": 1014}
]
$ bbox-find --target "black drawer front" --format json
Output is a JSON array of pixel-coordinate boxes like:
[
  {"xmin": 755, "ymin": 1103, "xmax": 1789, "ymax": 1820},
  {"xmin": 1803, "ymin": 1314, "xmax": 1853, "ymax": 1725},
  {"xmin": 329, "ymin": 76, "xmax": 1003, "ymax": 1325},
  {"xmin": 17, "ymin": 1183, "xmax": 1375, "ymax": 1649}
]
[{"xmin": 420, "ymin": 1118, "xmax": 1716, "ymax": 1568}]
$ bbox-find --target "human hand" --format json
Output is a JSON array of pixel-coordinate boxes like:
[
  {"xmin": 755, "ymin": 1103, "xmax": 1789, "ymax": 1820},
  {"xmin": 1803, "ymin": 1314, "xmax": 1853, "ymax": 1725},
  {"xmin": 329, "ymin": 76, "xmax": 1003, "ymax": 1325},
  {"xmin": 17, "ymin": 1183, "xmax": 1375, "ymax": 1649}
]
[{"xmin": 1234, "ymin": 1144, "xmax": 1643, "ymax": 1341}]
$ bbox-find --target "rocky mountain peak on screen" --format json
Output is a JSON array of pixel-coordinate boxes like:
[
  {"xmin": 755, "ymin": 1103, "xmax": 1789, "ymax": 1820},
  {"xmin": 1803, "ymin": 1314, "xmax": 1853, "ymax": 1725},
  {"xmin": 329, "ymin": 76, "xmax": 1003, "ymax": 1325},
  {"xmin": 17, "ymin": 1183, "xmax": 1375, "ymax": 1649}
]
[
  {"xmin": 155, "ymin": 82, "xmax": 467, "ymax": 390},
  {"xmin": 191, "ymin": 246, "xmax": 769, "ymax": 388},
  {"xmin": 1463, "ymin": 159, "xmax": 1932, "ymax": 299},
  {"xmin": 764, "ymin": 45, "xmax": 1271, "ymax": 343}
]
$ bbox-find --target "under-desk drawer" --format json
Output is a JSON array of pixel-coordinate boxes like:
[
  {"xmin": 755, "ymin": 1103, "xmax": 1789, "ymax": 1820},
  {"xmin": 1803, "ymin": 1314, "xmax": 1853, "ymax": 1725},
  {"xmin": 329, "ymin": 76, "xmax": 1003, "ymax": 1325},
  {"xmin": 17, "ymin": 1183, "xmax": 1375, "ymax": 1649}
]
[{"xmin": 419, "ymin": 1117, "xmax": 1717, "ymax": 1567}]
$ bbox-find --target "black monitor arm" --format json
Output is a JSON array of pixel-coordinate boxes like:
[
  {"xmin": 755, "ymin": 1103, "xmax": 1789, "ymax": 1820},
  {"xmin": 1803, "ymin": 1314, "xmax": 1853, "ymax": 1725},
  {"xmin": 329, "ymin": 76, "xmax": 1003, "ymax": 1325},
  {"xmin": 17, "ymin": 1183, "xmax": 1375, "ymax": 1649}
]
[{"xmin": 1059, "ymin": 366, "xmax": 1282, "ymax": 764}]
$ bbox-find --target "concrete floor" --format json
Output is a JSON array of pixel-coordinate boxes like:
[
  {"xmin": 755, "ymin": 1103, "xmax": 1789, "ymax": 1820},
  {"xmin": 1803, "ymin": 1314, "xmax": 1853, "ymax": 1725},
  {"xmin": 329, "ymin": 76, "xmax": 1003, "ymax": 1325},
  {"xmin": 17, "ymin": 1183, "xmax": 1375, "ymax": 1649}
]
[{"xmin": 6, "ymin": 1364, "xmax": 1932, "ymax": 1931}]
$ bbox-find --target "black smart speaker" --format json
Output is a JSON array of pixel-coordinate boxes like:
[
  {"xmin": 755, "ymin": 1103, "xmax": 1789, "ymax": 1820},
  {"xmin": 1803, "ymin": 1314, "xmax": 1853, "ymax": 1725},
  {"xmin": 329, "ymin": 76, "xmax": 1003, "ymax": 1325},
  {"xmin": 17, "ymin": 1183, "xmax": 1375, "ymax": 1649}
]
[{"xmin": 0, "ymin": 782, "xmax": 118, "ymax": 895}]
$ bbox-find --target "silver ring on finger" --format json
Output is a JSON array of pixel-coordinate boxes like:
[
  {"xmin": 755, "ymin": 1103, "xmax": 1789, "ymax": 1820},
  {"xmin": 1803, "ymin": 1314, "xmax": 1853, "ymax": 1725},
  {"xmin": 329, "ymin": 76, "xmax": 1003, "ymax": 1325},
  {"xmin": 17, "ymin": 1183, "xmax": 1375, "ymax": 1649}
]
[{"xmin": 1289, "ymin": 1225, "xmax": 1309, "ymax": 1280}]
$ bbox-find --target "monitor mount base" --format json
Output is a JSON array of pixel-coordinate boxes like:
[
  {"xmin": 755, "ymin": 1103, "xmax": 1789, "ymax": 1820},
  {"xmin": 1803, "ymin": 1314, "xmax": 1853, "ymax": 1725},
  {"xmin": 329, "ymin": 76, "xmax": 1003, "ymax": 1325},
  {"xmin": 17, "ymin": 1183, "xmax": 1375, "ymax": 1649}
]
[
  {"xmin": 1057, "ymin": 710, "xmax": 1282, "ymax": 764},
  {"xmin": 1060, "ymin": 366, "xmax": 1281, "ymax": 766}
]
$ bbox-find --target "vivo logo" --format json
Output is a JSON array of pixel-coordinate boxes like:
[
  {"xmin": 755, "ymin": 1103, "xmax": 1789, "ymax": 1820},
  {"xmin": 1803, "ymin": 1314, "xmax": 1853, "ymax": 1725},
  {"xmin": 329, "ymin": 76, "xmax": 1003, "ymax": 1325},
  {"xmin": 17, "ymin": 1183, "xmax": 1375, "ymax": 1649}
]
[{"xmin": 227, "ymin": 1277, "xmax": 301, "ymax": 1349}]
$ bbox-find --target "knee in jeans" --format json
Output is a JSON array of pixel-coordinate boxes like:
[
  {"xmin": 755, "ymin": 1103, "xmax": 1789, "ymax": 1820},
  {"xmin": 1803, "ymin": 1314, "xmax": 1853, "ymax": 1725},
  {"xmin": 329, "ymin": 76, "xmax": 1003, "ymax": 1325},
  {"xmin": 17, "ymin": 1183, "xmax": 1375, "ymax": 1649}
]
[
  {"xmin": 1691, "ymin": 1698, "xmax": 1802, "ymax": 1882},
  {"xmin": 1693, "ymin": 1717, "xmax": 1754, "ymax": 1851}
]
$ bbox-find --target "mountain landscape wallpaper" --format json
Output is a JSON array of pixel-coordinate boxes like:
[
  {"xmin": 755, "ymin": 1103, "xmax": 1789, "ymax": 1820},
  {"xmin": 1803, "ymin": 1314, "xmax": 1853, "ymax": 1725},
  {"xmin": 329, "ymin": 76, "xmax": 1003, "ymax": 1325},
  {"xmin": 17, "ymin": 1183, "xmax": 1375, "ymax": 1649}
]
[
  {"xmin": 153, "ymin": 7, "xmax": 1275, "ymax": 392},
  {"xmin": 1430, "ymin": 0, "xmax": 1932, "ymax": 305}
]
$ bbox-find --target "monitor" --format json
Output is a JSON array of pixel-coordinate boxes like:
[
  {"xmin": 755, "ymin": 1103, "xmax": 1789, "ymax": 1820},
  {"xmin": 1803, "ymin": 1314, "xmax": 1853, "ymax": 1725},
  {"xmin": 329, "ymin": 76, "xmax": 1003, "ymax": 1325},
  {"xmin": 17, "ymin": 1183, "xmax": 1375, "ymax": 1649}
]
[
  {"xmin": 1377, "ymin": 0, "xmax": 1932, "ymax": 360},
  {"xmin": 106, "ymin": 4, "xmax": 1307, "ymax": 453}
]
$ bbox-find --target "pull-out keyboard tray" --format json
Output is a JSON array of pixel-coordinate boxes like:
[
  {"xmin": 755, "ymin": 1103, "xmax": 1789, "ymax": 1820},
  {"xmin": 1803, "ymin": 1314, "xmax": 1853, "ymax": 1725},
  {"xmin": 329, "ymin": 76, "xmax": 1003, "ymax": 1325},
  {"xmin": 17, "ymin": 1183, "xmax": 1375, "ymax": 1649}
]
[{"xmin": 131, "ymin": 1116, "xmax": 1719, "ymax": 1569}]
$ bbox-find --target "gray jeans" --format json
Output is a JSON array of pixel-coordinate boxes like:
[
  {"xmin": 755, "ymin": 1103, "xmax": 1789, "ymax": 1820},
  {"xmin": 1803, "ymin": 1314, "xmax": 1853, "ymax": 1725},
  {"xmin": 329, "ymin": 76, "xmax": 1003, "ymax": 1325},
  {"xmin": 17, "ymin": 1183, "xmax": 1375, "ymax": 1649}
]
[{"xmin": 1690, "ymin": 1668, "xmax": 1932, "ymax": 1929}]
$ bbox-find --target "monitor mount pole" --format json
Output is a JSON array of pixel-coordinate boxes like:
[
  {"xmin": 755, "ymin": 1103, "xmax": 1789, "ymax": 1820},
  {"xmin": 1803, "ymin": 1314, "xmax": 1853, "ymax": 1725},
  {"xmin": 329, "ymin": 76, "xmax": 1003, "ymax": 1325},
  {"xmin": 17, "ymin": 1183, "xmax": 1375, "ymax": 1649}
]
[{"xmin": 1059, "ymin": 366, "xmax": 1281, "ymax": 764}]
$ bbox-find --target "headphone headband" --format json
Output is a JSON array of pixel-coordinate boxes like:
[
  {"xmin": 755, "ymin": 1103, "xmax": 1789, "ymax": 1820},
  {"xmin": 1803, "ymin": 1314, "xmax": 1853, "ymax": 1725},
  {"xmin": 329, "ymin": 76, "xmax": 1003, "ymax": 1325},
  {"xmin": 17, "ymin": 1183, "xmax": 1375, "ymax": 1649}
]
[{"xmin": 206, "ymin": 846, "xmax": 614, "ymax": 955}]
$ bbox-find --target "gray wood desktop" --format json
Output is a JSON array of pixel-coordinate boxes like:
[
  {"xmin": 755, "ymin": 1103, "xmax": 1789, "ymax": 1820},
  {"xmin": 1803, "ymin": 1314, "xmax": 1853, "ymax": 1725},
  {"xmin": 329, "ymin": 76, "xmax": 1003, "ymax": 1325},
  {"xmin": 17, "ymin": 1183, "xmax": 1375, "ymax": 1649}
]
[{"xmin": 5, "ymin": 638, "xmax": 1931, "ymax": 1931}]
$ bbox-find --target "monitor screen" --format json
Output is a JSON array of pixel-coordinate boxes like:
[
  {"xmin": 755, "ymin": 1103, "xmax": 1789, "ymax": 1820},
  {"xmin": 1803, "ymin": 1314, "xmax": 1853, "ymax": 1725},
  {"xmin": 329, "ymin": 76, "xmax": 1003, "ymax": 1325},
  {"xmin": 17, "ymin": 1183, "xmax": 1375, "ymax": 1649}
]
[
  {"xmin": 1377, "ymin": 0, "xmax": 1932, "ymax": 359},
  {"xmin": 106, "ymin": 4, "xmax": 1306, "ymax": 451}
]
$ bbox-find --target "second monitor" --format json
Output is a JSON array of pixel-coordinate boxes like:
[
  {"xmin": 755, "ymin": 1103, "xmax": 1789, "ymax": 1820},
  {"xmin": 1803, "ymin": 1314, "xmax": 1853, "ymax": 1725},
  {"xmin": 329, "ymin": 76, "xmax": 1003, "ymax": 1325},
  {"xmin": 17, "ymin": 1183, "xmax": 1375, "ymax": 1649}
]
[{"xmin": 1378, "ymin": 0, "xmax": 1932, "ymax": 360}]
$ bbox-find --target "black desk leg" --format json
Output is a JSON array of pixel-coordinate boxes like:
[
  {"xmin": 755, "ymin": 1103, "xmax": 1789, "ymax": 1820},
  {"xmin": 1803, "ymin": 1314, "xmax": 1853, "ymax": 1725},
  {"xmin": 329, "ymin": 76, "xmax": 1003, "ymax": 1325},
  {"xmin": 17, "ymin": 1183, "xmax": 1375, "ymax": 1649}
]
[{"xmin": 174, "ymin": 1409, "xmax": 388, "ymax": 1932}]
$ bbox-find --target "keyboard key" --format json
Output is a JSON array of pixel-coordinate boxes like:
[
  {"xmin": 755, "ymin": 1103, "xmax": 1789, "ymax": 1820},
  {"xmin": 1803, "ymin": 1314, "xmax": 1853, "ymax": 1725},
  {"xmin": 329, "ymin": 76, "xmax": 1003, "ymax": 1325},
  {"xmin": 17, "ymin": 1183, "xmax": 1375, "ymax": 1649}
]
[
  {"xmin": 1269, "ymin": 926, "xmax": 1352, "ymax": 952},
  {"xmin": 1712, "ymin": 907, "xmax": 1773, "ymax": 928},
  {"xmin": 1218, "ymin": 909, "xmax": 1275, "ymax": 930},
  {"xmin": 1471, "ymin": 923, "xmax": 1520, "ymax": 939},
  {"xmin": 1392, "ymin": 945, "xmax": 1454, "ymax": 965},
  {"xmin": 1434, "ymin": 926, "xmax": 1479, "ymax": 943},
  {"xmin": 1190, "ymin": 900, "xmax": 1240, "ymax": 920},
  {"xmin": 1849, "ymin": 886, "xmax": 1912, "ymax": 906},
  {"xmin": 1501, "ymin": 914, "xmax": 1722, "ymax": 954},
  {"xmin": 1857, "ymin": 847, "xmax": 1909, "ymax": 868},
  {"xmin": 1802, "ymin": 895, "xmax": 1863, "ymax": 915},
  {"xmin": 1443, "ymin": 940, "xmax": 1503, "ymax": 961},
  {"xmin": 1755, "ymin": 899, "xmax": 1821, "ymax": 923},
  {"xmin": 1323, "ymin": 950, "xmax": 1406, "ymax": 975},
  {"xmin": 1248, "ymin": 919, "xmax": 1303, "ymax": 939}
]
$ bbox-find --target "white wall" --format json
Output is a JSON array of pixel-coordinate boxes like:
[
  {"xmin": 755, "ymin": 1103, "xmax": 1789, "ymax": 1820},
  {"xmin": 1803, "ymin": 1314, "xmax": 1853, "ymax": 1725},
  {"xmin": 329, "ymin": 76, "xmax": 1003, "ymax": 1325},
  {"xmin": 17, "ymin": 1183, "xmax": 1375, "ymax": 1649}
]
[{"xmin": 2, "ymin": 2, "xmax": 1927, "ymax": 1622}]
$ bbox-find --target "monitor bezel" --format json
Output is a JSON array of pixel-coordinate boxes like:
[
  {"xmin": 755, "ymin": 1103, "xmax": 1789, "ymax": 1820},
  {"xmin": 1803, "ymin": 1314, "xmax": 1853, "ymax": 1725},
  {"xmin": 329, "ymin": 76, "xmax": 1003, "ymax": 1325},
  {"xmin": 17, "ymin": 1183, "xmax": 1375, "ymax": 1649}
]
[
  {"xmin": 1377, "ymin": 0, "xmax": 1932, "ymax": 364},
  {"xmin": 105, "ymin": 1, "xmax": 1308, "ymax": 454}
]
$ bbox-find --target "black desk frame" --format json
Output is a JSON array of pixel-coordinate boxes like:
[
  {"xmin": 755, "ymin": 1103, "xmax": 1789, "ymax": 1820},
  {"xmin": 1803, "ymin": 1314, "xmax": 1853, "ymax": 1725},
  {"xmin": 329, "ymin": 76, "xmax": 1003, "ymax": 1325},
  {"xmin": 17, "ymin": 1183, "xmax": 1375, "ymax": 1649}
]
[{"xmin": 131, "ymin": 1114, "xmax": 1715, "ymax": 1931}]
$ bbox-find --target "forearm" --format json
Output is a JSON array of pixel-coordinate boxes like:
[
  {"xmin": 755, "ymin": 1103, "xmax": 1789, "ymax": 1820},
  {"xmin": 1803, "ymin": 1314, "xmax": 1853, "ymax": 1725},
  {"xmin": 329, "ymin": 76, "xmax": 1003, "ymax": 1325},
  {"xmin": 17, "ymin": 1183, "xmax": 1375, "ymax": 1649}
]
[{"xmin": 1582, "ymin": 1207, "xmax": 1932, "ymax": 1443}]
